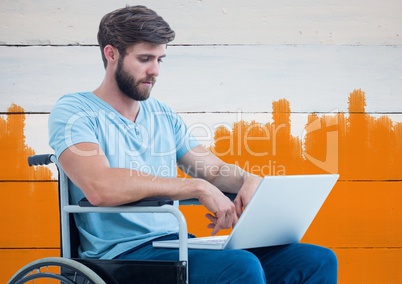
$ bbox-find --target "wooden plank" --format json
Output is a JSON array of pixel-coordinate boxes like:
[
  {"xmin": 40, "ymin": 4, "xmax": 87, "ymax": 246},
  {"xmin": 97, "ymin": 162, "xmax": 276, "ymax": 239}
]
[
  {"xmin": 0, "ymin": 249, "xmax": 60, "ymax": 284},
  {"xmin": 20, "ymin": 112, "xmax": 327, "ymax": 166},
  {"xmin": 0, "ymin": 46, "xmax": 103, "ymax": 113},
  {"xmin": 0, "ymin": 111, "xmax": 55, "ymax": 180},
  {"xmin": 334, "ymin": 248, "xmax": 402, "ymax": 284},
  {"xmin": 1, "ymin": 180, "xmax": 401, "ymax": 249},
  {"xmin": 0, "ymin": 182, "xmax": 59, "ymax": 248},
  {"xmin": 0, "ymin": 0, "xmax": 401, "ymax": 45},
  {"xmin": 1, "ymin": 45, "xmax": 402, "ymax": 113},
  {"xmin": 3, "ymin": 111, "xmax": 402, "ymax": 181},
  {"xmin": 183, "ymin": 111, "xmax": 402, "ymax": 180},
  {"xmin": 302, "ymin": 181, "xmax": 402, "ymax": 247}
]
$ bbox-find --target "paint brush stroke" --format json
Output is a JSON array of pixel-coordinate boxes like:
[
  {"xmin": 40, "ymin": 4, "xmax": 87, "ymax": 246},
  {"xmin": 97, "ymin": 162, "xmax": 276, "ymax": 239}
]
[
  {"xmin": 210, "ymin": 89, "xmax": 402, "ymax": 180},
  {"xmin": 0, "ymin": 104, "xmax": 52, "ymax": 180}
]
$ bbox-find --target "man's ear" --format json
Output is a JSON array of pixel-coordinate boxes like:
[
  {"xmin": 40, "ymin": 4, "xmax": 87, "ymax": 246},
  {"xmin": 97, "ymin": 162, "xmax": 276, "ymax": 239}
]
[{"xmin": 104, "ymin": 45, "xmax": 119, "ymax": 64}]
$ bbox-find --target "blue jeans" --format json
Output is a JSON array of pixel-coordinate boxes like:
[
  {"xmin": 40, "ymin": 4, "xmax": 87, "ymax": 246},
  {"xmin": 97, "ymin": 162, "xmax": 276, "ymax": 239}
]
[{"xmin": 116, "ymin": 234, "xmax": 338, "ymax": 283}]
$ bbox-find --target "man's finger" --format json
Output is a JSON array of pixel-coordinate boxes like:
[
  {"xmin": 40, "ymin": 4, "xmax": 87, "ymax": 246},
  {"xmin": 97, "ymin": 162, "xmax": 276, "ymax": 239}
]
[
  {"xmin": 234, "ymin": 198, "xmax": 243, "ymax": 218},
  {"xmin": 209, "ymin": 213, "xmax": 226, "ymax": 236},
  {"xmin": 205, "ymin": 213, "xmax": 217, "ymax": 223}
]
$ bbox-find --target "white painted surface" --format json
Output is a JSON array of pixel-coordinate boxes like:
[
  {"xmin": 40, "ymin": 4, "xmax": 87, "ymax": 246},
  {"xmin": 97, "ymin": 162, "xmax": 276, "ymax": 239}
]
[
  {"xmin": 1, "ymin": 0, "xmax": 401, "ymax": 45},
  {"xmin": 1, "ymin": 45, "xmax": 401, "ymax": 113}
]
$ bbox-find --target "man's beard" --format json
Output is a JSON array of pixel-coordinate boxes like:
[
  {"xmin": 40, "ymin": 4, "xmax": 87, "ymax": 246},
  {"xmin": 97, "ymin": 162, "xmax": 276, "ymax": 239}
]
[{"xmin": 115, "ymin": 58, "xmax": 155, "ymax": 101}]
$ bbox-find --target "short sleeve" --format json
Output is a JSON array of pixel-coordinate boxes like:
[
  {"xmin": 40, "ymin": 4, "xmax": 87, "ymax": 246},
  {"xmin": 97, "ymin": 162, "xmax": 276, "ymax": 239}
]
[
  {"xmin": 174, "ymin": 113, "xmax": 201, "ymax": 160},
  {"xmin": 48, "ymin": 95, "xmax": 99, "ymax": 158}
]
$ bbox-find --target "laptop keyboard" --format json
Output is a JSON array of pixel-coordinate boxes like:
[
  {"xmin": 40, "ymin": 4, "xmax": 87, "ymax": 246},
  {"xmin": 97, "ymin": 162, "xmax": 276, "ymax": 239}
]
[{"xmin": 189, "ymin": 236, "xmax": 228, "ymax": 244}]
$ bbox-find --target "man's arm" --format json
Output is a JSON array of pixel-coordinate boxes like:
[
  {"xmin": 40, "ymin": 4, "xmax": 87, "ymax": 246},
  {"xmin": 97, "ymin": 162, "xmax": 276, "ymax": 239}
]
[{"xmin": 58, "ymin": 142, "xmax": 236, "ymax": 235}]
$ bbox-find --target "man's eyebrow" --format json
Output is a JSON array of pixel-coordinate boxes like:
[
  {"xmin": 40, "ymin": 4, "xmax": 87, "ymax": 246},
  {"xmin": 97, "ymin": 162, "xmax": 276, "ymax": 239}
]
[
  {"xmin": 156, "ymin": 54, "xmax": 167, "ymax": 60},
  {"xmin": 137, "ymin": 54, "xmax": 166, "ymax": 59}
]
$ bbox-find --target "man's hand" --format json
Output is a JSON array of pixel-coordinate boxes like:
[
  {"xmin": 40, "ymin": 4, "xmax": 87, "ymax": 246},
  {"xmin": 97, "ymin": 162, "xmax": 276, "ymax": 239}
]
[
  {"xmin": 177, "ymin": 145, "xmax": 262, "ymax": 234},
  {"xmin": 234, "ymin": 174, "xmax": 262, "ymax": 217},
  {"xmin": 197, "ymin": 181, "xmax": 237, "ymax": 236}
]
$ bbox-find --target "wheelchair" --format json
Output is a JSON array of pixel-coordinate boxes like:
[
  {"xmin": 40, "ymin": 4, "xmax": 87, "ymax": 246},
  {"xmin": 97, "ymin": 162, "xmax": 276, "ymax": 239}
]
[{"xmin": 8, "ymin": 154, "xmax": 192, "ymax": 283}]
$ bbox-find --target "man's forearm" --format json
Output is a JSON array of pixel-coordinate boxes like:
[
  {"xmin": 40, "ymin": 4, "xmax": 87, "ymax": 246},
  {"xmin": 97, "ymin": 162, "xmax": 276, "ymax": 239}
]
[
  {"xmin": 81, "ymin": 167, "xmax": 209, "ymax": 206},
  {"xmin": 210, "ymin": 164, "xmax": 249, "ymax": 194}
]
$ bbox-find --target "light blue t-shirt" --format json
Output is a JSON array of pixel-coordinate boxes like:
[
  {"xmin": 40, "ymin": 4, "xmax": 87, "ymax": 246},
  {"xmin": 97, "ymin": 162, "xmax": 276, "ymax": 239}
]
[{"xmin": 48, "ymin": 92, "xmax": 200, "ymax": 259}]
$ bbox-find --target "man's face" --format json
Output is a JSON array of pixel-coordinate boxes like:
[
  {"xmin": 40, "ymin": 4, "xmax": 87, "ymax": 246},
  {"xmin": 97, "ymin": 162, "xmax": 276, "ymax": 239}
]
[{"xmin": 115, "ymin": 42, "xmax": 166, "ymax": 101}]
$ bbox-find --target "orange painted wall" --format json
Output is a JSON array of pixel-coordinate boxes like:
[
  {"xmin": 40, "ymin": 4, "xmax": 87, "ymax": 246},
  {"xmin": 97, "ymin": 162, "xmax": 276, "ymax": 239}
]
[
  {"xmin": 0, "ymin": 104, "xmax": 58, "ymax": 281},
  {"xmin": 1, "ymin": 90, "xmax": 402, "ymax": 283}
]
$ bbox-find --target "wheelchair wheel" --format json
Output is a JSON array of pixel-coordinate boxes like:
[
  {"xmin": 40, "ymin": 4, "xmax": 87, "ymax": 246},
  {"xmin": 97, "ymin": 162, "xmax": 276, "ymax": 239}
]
[{"xmin": 8, "ymin": 257, "xmax": 107, "ymax": 284}]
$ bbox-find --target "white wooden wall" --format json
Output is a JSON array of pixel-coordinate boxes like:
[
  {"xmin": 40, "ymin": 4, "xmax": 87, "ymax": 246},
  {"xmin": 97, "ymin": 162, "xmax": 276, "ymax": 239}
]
[{"xmin": 1, "ymin": 0, "xmax": 401, "ymax": 45}]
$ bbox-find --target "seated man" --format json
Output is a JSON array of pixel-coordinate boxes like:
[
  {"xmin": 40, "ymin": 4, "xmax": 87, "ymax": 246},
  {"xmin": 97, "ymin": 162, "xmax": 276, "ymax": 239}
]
[{"xmin": 48, "ymin": 5, "xmax": 337, "ymax": 283}]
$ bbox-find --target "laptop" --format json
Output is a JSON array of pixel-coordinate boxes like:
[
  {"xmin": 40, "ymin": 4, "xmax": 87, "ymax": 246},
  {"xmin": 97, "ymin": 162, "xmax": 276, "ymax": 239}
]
[{"xmin": 153, "ymin": 174, "xmax": 339, "ymax": 250}]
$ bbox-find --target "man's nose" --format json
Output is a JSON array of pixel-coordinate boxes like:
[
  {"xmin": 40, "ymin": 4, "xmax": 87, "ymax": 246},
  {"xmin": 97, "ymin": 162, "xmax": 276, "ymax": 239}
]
[{"xmin": 147, "ymin": 61, "xmax": 160, "ymax": 77}]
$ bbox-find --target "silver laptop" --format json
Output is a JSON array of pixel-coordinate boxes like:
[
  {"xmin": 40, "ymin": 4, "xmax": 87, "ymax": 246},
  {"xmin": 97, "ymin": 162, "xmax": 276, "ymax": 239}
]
[{"xmin": 153, "ymin": 174, "xmax": 339, "ymax": 250}]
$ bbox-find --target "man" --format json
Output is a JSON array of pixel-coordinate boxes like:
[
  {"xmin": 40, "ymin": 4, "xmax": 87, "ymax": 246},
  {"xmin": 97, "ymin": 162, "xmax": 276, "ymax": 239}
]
[{"xmin": 49, "ymin": 5, "xmax": 337, "ymax": 283}]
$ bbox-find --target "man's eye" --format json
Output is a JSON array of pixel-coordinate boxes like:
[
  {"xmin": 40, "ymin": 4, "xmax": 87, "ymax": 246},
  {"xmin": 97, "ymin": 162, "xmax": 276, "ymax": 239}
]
[
  {"xmin": 158, "ymin": 58, "xmax": 164, "ymax": 63},
  {"xmin": 139, "ymin": 57, "xmax": 150, "ymax": 62}
]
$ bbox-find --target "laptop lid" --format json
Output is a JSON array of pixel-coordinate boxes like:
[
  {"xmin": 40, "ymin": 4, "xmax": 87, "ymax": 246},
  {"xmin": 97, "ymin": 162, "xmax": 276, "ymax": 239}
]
[{"xmin": 224, "ymin": 174, "xmax": 339, "ymax": 250}]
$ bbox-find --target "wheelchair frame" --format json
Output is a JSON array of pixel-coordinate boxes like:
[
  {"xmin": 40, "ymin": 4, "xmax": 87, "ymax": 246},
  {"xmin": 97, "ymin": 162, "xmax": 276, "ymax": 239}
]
[{"xmin": 8, "ymin": 154, "xmax": 189, "ymax": 284}]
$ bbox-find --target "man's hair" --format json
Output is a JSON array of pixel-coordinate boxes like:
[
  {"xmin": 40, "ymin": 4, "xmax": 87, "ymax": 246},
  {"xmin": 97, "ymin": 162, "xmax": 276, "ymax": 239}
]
[{"xmin": 97, "ymin": 5, "xmax": 175, "ymax": 68}]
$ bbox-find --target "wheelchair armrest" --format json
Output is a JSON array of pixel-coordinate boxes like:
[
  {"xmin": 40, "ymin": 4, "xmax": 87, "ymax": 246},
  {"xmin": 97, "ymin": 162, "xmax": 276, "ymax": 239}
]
[
  {"xmin": 78, "ymin": 197, "xmax": 174, "ymax": 207},
  {"xmin": 180, "ymin": 192, "xmax": 237, "ymax": 205}
]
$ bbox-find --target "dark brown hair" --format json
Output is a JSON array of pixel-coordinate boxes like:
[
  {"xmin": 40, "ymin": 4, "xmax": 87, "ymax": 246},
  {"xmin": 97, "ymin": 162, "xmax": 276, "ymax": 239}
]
[{"xmin": 97, "ymin": 5, "xmax": 175, "ymax": 68}]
